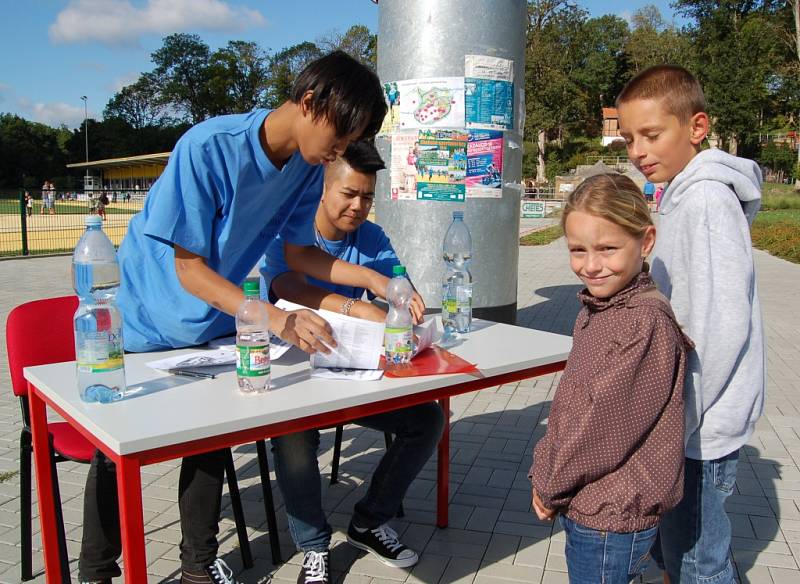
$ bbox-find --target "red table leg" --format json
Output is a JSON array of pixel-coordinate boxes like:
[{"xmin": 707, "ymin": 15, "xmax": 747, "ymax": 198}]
[
  {"xmin": 28, "ymin": 386, "xmax": 65, "ymax": 583},
  {"xmin": 116, "ymin": 456, "xmax": 148, "ymax": 583},
  {"xmin": 437, "ymin": 397, "xmax": 450, "ymax": 528}
]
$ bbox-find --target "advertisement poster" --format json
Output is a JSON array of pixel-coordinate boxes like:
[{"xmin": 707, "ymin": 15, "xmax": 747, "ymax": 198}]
[
  {"xmin": 389, "ymin": 132, "xmax": 420, "ymax": 201},
  {"xmin": 378, "ymin": 81, "xmax": 401, "ymax": 136},
  {"xmin": 465, "ymin": 55, "xmax": 514, "ymax": 131},
  {"xmin": 415, "ymin": 129, "xmax": 468, "ymax": 203},
  {"xmin": 466, "ymin": 130, "xmax": 504, "ymax": 198},
  {"xmin": 396, "ymin": 77, "xmax": 465, "ymax": 130}
]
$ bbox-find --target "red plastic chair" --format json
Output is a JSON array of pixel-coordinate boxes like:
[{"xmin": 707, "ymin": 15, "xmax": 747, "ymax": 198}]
[
  {"xmin": 7, "ymin": 296, "xmax": 262, "ymax": 578},
  {"xmin": 6, "ymin": 295, "xmax": 89, "ymax": 580}
]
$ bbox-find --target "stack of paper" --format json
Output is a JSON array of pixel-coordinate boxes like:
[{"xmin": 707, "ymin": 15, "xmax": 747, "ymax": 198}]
[{"xmin": 146, "ymin": 334, "xmax": 292, "ymax": 372}]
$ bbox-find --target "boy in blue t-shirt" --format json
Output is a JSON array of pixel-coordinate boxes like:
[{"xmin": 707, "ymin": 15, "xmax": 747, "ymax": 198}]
[
  {"xmin": 78, "ymin": 52, "xmax": 391, "ymax": 584},
  {"xmin": 259, "ymin": 142, "xmax": 444, "ymax": 572}
]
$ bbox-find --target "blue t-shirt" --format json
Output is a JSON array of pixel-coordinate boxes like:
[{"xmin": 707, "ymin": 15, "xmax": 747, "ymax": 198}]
[
  {"xmin": 117, "ymin": 109, "xmax": 323, "ymax": 352},
  {"xmin": 259, "ymin": 220, "xmax": 400, "ymax": 302}
]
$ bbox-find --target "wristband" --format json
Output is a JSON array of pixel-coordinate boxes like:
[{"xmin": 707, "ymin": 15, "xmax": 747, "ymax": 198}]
[{"xmin": 341, "ymin": 297, "xmax": 360, "ymax": 316}]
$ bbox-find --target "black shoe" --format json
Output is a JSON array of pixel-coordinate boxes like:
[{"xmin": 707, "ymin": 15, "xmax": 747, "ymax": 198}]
[
  {"xmin": 181, "ymin": 558, "xmax": 240, "ymax": 584},
  {"xmin": 297, "ymin": 550, "xmax": 329, "ymax": 584},
  {"xmin": 346, "ymin": 522, "xmax": 418, "ymax": 568}
]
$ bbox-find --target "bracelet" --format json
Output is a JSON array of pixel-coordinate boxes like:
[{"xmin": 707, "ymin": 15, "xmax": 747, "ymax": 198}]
[{"xmin": 341, "ymin": 297, "xmax": 360, "ymax": 316}]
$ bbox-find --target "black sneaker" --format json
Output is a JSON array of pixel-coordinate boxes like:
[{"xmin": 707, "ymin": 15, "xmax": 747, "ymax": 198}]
[
  {"xmin": 346, "ymin": 522, "xmax": 418, "ymax": 568},
  {"xmin": 181, "ymin": 558, "xmax": 240, "ymax": 584},
  {"xmin": 297, "ymin": 550, "xmax": 329, "ymax": 584}
]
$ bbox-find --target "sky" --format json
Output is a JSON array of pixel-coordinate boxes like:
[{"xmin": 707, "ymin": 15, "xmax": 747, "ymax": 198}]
[{"xmin": 0, "ymin": 0, "xmax": 682, "ymax": 130}]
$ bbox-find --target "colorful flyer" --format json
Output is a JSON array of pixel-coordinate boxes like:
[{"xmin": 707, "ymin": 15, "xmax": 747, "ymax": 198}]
[
  {"xmin": 465, "ymin": 55, "xmax": 514, "ymax": 131},
  {"xmin": 396, "ymin": 77, "xmax": 465, "ymax": 130},
  {"xmin": 415, "ymin": 129, "xmax": 467, "ymax": 203},
  {"xmin": 378, "ymin": 81, "xmax": 401, "ymax": 136},
  {"xmin": 467, "ymin": 130, "xmax": 503, "ymax": 198},
  {"xmin": 389, "ymin": 131, "xmax": 420, "ymax": 201}
]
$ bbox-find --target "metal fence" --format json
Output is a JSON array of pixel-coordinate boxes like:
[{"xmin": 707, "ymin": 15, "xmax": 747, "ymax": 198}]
[{"xmin": 0, "ymin": 189, "xmax": 146, "ymax": 257}]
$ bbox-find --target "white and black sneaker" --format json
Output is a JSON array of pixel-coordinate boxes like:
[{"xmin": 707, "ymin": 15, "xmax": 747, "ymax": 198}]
[
  {"xmin": 181, "ymin": 558, "xmax": 240, "ymax": 584},
  {"xmin": 346, "ymin": 522, "xmax": 418, "ymax": 568},
  {"xmin": 298, "ymin": 550, "xmax": 329, "ymax": 584}
]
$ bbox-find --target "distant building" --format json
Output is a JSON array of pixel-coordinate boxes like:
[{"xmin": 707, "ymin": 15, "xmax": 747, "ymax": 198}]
[
  {"xmin": 66, "ymin": 152, "xmax": 170, "ymax": 191},
  {"xmin": 602, "ymin": 107, "xmax": 624, "ymax": 147}
]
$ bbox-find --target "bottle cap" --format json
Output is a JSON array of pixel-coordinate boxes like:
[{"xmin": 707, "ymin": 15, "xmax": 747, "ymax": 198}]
[
  {"xmin": 84, "ymin": 215, "xmax": 102, "ymax": 227},
  {"xmin": 392, "ymin": 265, "xmax": 407, "ymax": 277},
  {"xmin": 243, "ymin": 281, "xmax": 260, "ymax": 296},
  {"xmin": 452, "ymin": 210, "xmax": 464, "ymax": 219}
]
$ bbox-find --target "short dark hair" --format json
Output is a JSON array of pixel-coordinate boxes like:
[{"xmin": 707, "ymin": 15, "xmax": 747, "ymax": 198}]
[
  {"xmin": 341, "ymin": 141, "xmax": 386, "ymax": 175},
  {"xmin": 291, "ymin": 51, "xmax": 387, "ymax": 140},
  {"xmin": 616, "ymin": 65, "xmax": 706, "ymax": 123}
]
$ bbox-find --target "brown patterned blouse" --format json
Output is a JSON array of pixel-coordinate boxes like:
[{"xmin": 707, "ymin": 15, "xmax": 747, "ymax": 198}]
[{"xmin": 530, "ymin": 271, "xmax": 694, "ymax": 533}]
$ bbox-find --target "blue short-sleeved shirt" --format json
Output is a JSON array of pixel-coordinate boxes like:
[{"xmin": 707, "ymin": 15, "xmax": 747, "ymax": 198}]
[
  {"xmin": 117, "ymin": 109, "xmax": 323, "ymax": 352},
  {"xmin": 259, "ymin": 220, "xmax": 400, "ymax": 302}
]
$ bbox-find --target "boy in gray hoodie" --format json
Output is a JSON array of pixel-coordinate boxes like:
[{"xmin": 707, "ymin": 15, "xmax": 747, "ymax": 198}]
[{"xmin": 617, "ymin": 65, "xmax": 765, "ymax": 584}]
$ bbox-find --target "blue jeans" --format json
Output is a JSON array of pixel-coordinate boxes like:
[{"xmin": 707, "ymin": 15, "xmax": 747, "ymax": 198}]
[
  {"xmin": 560, "ymin": 515, "xmax": 658, "ymax": 584},
  {"xmin": 651, "ymin": 451, "xmax": 739, "ymax": 584},
  {"xmin": 271, "ymin": 402, "xmax": 444, "ymax": 552}
]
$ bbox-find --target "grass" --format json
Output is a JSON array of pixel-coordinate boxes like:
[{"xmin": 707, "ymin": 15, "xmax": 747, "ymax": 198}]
[
  {"xmin": 0, "ymin": 470, "xmax": 17, "ymax": 483},
  {"xmin": 762, "ymin": 182, "xmax": 800, "ymax": 210},
  {"xmin": 520, "ymin": 224, "xmax": 563, "ymax": 246},
  {"xmin": 751, "ymin": 208, "xmax": 800, "ymax": 264},
  {"xmin": 0, "ymin": 199, "xmax": 141, "ymax": 215}
]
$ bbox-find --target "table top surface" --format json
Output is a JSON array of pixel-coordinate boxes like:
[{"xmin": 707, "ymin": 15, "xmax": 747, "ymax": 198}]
[{"xmin": 24, "ymin": 318, "xmax": 571, "ymax": 455}]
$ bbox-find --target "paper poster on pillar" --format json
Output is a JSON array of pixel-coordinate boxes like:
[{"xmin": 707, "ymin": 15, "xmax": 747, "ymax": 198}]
[
  {"xmin": 415, "ymin": 129, "xmax": 467, "ymax": 203},
  {"xmin": 467, "ymin": 130, "xmax": 504, "ymax": 198},
  {"xmin": 464, "ymin": 55, "xmax": 514, "ymax": 131},
  {"xmin": 389, "ymin": 132, "xmax": 420, "ymax": 201},
  {"xmin": 396, "ymin": 78, "xmax": 465, "ymax": 130},
  {"xmin": 378, "ymin": 81, "xmax": 401, "ymax": 136}
]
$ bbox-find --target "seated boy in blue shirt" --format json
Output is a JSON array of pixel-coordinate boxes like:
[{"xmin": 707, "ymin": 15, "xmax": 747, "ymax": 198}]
[
  {"xmin": 260, "ymin": 140, "xmax": 444, "ymax": 578},
  {"xmin": 78, "ymin": 52, "xmax": 394, "ymax": 584}
]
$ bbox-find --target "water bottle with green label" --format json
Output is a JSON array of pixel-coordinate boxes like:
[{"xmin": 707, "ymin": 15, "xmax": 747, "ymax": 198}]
[{"xmin": 236, "ymin": 281, "xmax": 271, "ymax": 393}]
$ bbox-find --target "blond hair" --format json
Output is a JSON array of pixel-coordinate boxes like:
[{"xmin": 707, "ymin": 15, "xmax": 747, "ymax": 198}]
[
  {"xmin": 561, "ymin": 174, "xmax": 653, "ymax": 238},
  {"xmin": 616, "ymin": 65, "xmax": 706, "ymax": 124}
]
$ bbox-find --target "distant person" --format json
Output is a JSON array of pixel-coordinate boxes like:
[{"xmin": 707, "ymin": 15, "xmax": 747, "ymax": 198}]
[
  {"xmin": 617, "ymin": 64, "xmax": 765, "ymax": 584},
  {"xmin": 47, "ymin": 180, "xmax": 56, "ymax": 214},
  {"xmin": 40, "ymin": 181, "xmax": 48, "ymax": 215},
  {"xmin": 25, "ymin": 192, "xmax": 33, "ymax": 217}
]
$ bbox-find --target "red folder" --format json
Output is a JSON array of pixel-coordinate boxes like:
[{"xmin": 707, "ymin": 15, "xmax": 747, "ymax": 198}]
[{"xmin": 384, "ymin": 346, "xmax": 480, "ymax": 378}]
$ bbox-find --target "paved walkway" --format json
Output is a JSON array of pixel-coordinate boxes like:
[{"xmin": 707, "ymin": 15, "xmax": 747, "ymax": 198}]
[{"xmin": 0, "ymin": 238, "xmax": 798, "ymax": 584}]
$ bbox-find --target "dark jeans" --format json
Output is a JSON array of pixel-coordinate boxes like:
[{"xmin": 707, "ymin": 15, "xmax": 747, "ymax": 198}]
[
  {"xmin": 78, "ymin": 449, "xmax": 226, "ymax": 580},
  {"xmin": 271, "ymin": 402, "xmax": 445, "ymax": 552}
]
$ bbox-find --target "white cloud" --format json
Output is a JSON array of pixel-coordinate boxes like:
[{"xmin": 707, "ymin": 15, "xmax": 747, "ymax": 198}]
[
  {"xmin": 19, "ymin": 97, "xmax": 88, "ymax": 128},
  {"xmin": 49, "ymin": 0, "xmax": 266, "ymax": 46}
]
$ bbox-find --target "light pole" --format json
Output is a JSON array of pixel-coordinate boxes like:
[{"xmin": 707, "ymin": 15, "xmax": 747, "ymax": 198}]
[{"xmin": 80, "ymin": 96, "xmax": 89, "ymax": 190}]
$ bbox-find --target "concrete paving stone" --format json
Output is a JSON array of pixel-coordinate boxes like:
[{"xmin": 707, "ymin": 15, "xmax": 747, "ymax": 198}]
[
  {"xmin": 348, "ymin": 556, "xmax": 410, "ymax": 580},
  {"xmin": 492, "ymin": 522, "xmax": 552, "ymax": 540},
  {"xmin": 406, "ymin": 552, "xmax": 451, "ymax": 584},
  {"xmin": 751, "ymin": 516, "xmax": 784, "ymax": 541},
  {"xmin": 476, "ymin": 561, "xmax": 542, "ymax": 583},
  {"xmin": 514, "ymin": 538, "xmax": 549, "ymax": 569},
  {"xmin": 440, "ymin": 556, "xmax": 480, "ymax": 584},
  {"xmin": 540, "ymin": 571, "xmax": 569, "ymax": 584},
  {"xmin": 731, "ymin": 536, "xmax": 793, "ymax": 555},
  {"xmin": 544, "ymin": 552, "xmax": 568, "ymax": 573},
  {"xmin": 481, "ymin": 533, "xmax": 519, "ymax": 566},
  {"xmin": 736, "ymin": 564, "xmax": 773, "ymax": 584},
  {"xmin": 466, "ymin": 507, "xmax": 501, "ymax": 533},
  {"xmin": 733, "ymin": 549, "xmax": 799, "ymax": 569}
]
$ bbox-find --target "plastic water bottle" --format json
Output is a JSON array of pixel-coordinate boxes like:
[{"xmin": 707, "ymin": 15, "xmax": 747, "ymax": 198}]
[
  {"xmin": 442, "ymin": 210, "xmax": 473, "ymax": 335},
  {"xmin": 384, "ymin": 265, "xmax": 414, "ymax": 365},
  {"xmin": 72, "ymin": 215, "xmax": 126, "ymax": 403},
  {"xmin": 236, "ymin": 281, "xmax": 271, "ymax": 393}
]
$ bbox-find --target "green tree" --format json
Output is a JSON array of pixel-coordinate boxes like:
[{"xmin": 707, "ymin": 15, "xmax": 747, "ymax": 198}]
[
  {"xmin": 266, "ymin": 42, "xmax": 323, "ymax": 107},
  {"xmin": 0, "ymin": 114, "xmax": 67, "ymax": 188},
  {"xmin": 151, "ymin": 33, "xmax": 213, "ymax": 123},
  {"xmin": 104, "ymin": 72, "xmax": 173, "ymax": 129},
  {"xmin": 525, "ymin": 0, "xmax": 589, "ymax": 182},
  {"xmin": 317, "ymin": 25, "xmax": 377, "ymax": 69},
  {"xmin": 625, "ymin": 5, "xmax": 693, "ymax": 71},
  {"xmin": 207, "ymin": 40, "xmax": 271, "ymax": 115}
]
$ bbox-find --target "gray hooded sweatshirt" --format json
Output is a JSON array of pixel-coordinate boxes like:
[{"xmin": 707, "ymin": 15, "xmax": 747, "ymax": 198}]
[{"xmin": 650, "ymin": 148, "xmax": 765, "ymax": 460}]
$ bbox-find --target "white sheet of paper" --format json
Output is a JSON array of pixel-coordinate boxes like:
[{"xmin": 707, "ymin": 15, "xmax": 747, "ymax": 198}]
[
  {"xmin": 207, "ymin": 335, "xmax": 292, "ymax": 361},
  {"xmin": 413, "ymin": 318, "xmax": 437, "ymax": 357},
  {"xmin": 311, "ymin": 367, "xmax": 384, "ymax": 381},
  {"xmin": 275, "ymin": 299, "xmax": 384, "ymax": 371}
]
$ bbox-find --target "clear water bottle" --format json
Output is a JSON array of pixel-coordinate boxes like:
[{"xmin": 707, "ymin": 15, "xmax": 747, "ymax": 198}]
[
  {"xmin": 442, "ymin": 210, "xmax": 473, "ymax": 335},
  {"xmin": 236, "ymin": 281, "xmax": 271, "ymax": 393},
  {"xmin": 72, "ymin": 215, "xmax": 126, "ymax": 403},
  {"xmin": 384, "ymin": 265, "xmax": 414, "ymax": 365}
]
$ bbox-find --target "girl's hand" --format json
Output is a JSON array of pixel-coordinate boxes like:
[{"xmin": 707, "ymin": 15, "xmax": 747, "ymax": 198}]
[{"xmin": 531, "ymin": 489, "xmax": 556, "ymax": 521}]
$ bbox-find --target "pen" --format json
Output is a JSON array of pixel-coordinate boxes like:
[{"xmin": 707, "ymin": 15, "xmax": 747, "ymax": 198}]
[{"xmin": 169, "ymin": 369, "xmax": 216, "ymax": 379}]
